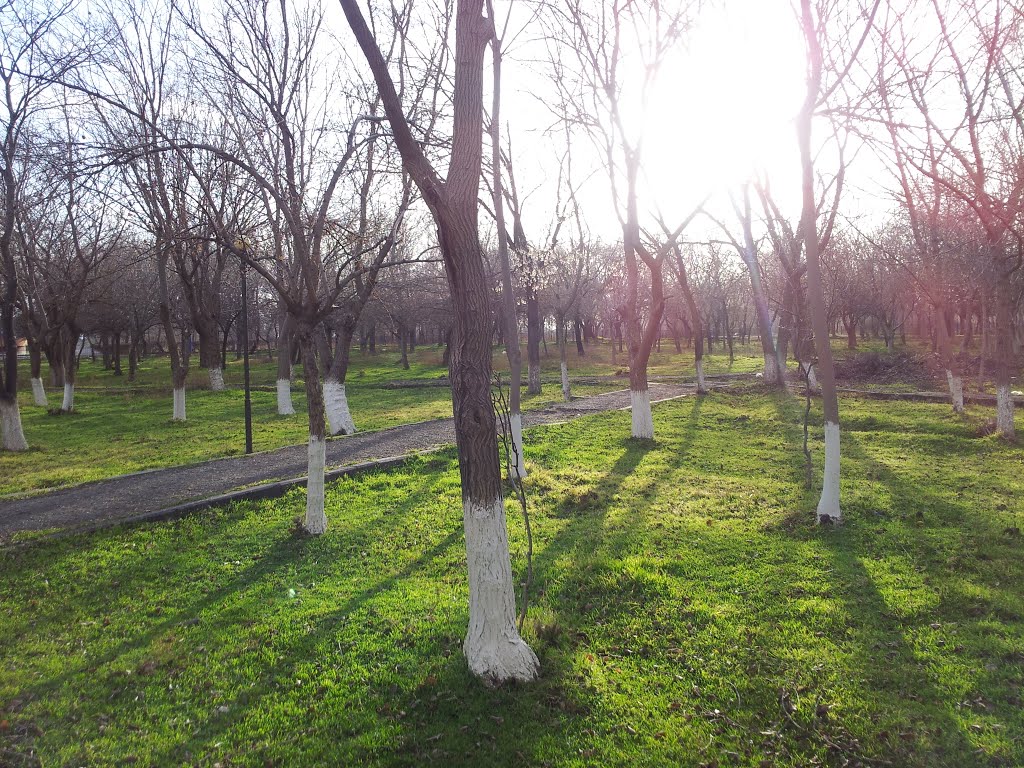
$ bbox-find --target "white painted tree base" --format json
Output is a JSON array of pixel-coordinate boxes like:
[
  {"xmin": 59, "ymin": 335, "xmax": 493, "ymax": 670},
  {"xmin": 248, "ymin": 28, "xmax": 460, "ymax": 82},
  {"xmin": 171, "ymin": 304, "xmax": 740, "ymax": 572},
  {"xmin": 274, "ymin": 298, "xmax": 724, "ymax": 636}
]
[
  {"xmin": 696, "ymin": 360, "xmax": 708, "ymax": 394},
  {"xmin": 763, "ymin": 354, "xmax": 780, "ymax": 386},
  {"xmin": 0, "ymin": 398, "xmax": 29, "ymax": 451},
  {"xmin": 324, "ymin": 379, "xmax": 356, "ymax": 435},
  {"xmin": 631, "ymin": 389, "xmax": 654, "ymax": 439},
  {"xmin": 528, "ymin": 364, "xmax": 541, "ymax": 394},
  {"xmin": 304, "ymin": 436, "xmax": 327, "ymax": 534},
  {"xmin": 560, "ymin": 362, "xmax": 571, "ymax": 401},
  {"xmin": 817, "ymin": 420, "xmax": 841, "ymax": 524},
  {"xmin": 946, "ymin": 370, "xmax": 964, "ymax": 413},
  {"xmin": 61, "ymin": 383, "xmax": 75, "ymax": 413},
  {"xmin": 462, "ymin": 497, "xmax": 539, "ymax": 685},
  {"xmin": 276, "ymin": 379, "xmax": 295, "ymax": 416},
  {"xmin": 508, "ymin": 412, "xmax": 527, "ymax": 479},
  {"xmin": 31, "ymin": 378, "xmax": 47, "ymax": 407},
  {"xmin": 172, "ymin": 387, "xmax": 186, "ymax": 421},
  {"xmin": 802, "ymin": 363, "xmax": 820, "ymax": 393},
  {"xmin": 997, "ymin": 384, "xmax": 1015, "ymax": 439},
  {"xmin": 209, "ymin": 367, "xmax": 225, "ymax": 391}
]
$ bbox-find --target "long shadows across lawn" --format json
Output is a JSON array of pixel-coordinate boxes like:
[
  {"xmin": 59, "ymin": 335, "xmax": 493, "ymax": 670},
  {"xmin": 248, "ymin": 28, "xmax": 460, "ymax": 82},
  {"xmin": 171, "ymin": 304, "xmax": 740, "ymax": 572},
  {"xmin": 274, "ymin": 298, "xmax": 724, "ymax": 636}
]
[{"xmin": 1, "ymin": 393, "xmax": 1021, "ymax": 766}]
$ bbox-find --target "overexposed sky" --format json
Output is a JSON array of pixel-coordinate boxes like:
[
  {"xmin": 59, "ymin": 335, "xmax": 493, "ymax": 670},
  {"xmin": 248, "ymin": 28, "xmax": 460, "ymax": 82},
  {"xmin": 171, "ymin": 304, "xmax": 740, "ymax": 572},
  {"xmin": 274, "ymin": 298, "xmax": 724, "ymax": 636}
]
[{"xmin": 495, "ymin": 0, "xmax": 813, "ymax": 244}]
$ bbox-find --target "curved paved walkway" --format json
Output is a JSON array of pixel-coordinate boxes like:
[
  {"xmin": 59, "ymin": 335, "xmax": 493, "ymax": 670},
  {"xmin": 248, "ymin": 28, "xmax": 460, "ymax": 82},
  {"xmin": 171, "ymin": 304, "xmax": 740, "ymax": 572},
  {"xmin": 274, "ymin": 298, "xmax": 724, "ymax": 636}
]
[{"xmin": 0, "ymin": 383, "xmax": 695, "ymax": 538}]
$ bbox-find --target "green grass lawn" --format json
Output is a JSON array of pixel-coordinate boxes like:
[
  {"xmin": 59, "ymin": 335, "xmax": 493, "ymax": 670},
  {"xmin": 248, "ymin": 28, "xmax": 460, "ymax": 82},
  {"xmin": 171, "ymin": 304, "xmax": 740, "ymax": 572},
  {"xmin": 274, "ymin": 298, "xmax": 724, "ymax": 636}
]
[
  {"xmin": 0, "ymin": 340, "xmax": 768, "ymax": 497},
  {"xmin": 1, "ymin": 392, "xmax": 1021, "ymax": 766}
]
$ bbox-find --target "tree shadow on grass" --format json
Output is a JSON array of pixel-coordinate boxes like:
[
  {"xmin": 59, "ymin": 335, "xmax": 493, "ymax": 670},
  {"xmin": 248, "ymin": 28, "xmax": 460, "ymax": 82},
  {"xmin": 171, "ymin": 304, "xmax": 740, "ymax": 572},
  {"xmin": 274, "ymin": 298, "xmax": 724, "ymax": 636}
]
[
  {"xmin": 136, "ymin": 526, "xmax": 465, "ymax": 767},
  {"xmin": 805, "ymin": 528, "xmax": 1013, "ymax": 766},
  {"xmin": 757, "ymin": 427, "xmax": 1023, "ymax": 765},
  {"xmin": 8, "ymin": 474, "xmax": 440, "ymax": 717}
]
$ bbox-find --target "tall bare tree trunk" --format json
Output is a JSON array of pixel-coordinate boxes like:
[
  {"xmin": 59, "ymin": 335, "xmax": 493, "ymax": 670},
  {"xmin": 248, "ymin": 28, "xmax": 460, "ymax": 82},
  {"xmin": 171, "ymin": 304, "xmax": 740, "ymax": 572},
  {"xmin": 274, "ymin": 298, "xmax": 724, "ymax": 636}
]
[
  {"xmin": 487, "ymin": 26, "xmax": 526, "ymax": 479},
  {"xmin": 1, "ymin": 145, "xmax": 27, "ymax": 450},
  {"xmin": 994, "ymin": 277, "xmax": 1016, "ymax": 439},
  {"xmin": 935, "ymin": 300, "xmax": 965, "ymax": 413},
  {"xmin": 340, "ymin": 0, "xmax": 538, "ymax": 684},
  {"xmin": 526, "ymin": 294, "xmax": 542, "ymax": 394},
  {"xmin": 799, "ymin": 0, "xmax": 840, "ymax": 523},
  {"xmin": 28, "ymin": 340, "xmax": 47, "ymax": 407},
  {"xmin": 277, "ymin": 312, "xmax": 296, "ymax": 415},
  {"xmin": 675, "ymin": 254, "xmax": 707, "ymax": 394},
  {"xmin": 322, "ymin": 323, "xmax": 357, "ymax": 436},
  {"xmin": 157, "ymin": 247, "xmax": 189, "ymax": 421},
  {"xmin": 557, "ymin": 312, "xmax": 571, "ymax": 401},
  {"xmin": 298, "ymin": 328, "xmax": 328, "ymax": 534}
]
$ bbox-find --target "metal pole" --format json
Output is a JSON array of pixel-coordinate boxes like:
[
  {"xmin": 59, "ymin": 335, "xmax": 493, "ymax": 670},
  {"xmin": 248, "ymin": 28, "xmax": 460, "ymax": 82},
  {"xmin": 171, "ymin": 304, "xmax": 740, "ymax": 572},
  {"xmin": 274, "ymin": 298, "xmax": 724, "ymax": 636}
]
[{"xmin": 241, "ymin": 257, "xmax": 253, "ymax": 455}]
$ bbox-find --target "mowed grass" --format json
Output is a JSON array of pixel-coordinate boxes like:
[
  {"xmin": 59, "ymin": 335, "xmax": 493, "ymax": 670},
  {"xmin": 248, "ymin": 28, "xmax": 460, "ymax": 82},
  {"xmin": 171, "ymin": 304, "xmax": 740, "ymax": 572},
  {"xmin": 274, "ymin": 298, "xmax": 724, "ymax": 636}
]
[
  {"xmin": 1, "ymin": 393, "xmax": 1021, "ymax": 766},
  {"xmin": 3, "ymin": 342, "xmax": 667, "ymax": 496}
]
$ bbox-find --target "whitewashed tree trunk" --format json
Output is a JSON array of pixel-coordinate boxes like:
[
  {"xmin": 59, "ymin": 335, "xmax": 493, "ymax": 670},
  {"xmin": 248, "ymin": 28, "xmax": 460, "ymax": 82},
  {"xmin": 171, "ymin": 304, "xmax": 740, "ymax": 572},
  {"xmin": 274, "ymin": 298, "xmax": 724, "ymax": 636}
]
[
  {"xmin": 508, "ymin": 413, "xmax": 527, "ymax": 479},
  {"xmin": 462, "ymin": 496, "xmax": 540, "ymax": 684},
  {"xmin": 172, "ymin": 387, "xmax": 186, "ymax": 421},
  {"xmin": 31, "ymin": 378, "xmax": 47, "ymax": 407},
  {"xmin": 208, "ymin": 366, "xmax": 225, "ymax": 391},
  {"xmin": 802, "ymin": 362, "xmax": 820, "ymax": 393},
  {"xmin": 0, "ymin": 398, "xmax": 29, "ymax": 451},
  {"xmin": 630, "ymin": 388, "xmax": 654, "ymax": 439},
  {"xmin": 817, "ymin": 421, "xmax": 841, "ymax": 523},
  {"xmin": 527, "ymin": 362, "xmax": 541, "ymax": 395},
  {"xmin": 996, "ymin": 384, "xmax": 1015, "ymax": 439},
  {"xmin": 560, "ymin": 362, "xmax": 571, "ymax": 401},
  {"xmin": 945, "ymin": 370, "xmax": 964, "ymax": 414},
  {"xmin": 696, "ymin": 360, "xmax": 708, "ymax": 394},
  {"xmin": 763, "ymin": 354, "xmax": 781, "ymax": 386},
  {"xmin": 61, "ymin": 383, "xmax": 75, "ymax": 413},
  {"xmin": 304, "ymin": 435, "xmax": 327, "ymax": 534},
  {"xmin": 323, "ymin": 378, "xmax": 356, "ymax": 435},
  {"xmin": 276, "ymin": 378, "xmax": 295, "ymax": 416}
]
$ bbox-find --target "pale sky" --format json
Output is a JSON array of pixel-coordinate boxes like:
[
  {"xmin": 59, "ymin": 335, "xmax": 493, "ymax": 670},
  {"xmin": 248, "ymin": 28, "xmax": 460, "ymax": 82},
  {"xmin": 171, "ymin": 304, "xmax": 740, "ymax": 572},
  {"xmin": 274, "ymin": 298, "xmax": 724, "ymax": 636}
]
[{"xmin": 495, "ymin": 0, "xmax": 812, "ymax": 245}]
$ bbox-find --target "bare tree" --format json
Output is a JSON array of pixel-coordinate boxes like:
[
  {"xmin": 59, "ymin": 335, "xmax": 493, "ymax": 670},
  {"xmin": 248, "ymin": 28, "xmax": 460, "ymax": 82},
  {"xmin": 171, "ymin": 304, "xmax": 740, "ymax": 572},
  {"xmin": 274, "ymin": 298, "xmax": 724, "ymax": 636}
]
[
  {"xmin": 339, "ymin": 0, "xmax": 540, "ymax": 683},
  {"xmin": 708, "ymin": 185, "xmax": 784, "ymax": 386},
  {"xmin": 547, "ymin": 0, "xmax": 699, "ymax": 439},
  {"xmin": 796, "ymin": 0, "xmax": 880, "ymax": 523},
  {"xmin": 1, "ymin": 0, "xmax": 82, "ymax": 449},
  {"xmin": 876, "ymin": 0, "xmax": 1024, "ymax": 436},
  {"xmin": 16, "ymin": 113, "xmax": 124, "ymax": 413}
]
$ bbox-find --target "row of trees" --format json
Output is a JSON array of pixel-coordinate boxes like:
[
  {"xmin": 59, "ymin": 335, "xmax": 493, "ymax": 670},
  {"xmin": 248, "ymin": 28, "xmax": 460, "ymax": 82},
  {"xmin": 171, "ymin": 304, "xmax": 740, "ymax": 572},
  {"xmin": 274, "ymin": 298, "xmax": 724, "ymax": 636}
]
[{"xmin": 2, "ymin": 0, "xmax": 1023, "ymax": 684}]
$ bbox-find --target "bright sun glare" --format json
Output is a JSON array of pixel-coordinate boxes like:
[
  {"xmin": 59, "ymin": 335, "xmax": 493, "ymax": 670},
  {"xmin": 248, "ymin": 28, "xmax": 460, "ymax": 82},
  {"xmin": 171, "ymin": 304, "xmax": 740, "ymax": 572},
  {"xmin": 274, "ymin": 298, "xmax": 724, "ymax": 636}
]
[
  {"xmin": 501, "ymin": 0, "xmax": 809, "ymax": 239},
  {"xmin": 642, "ymin": 0, "xmax": 806, "ymax": 212}
]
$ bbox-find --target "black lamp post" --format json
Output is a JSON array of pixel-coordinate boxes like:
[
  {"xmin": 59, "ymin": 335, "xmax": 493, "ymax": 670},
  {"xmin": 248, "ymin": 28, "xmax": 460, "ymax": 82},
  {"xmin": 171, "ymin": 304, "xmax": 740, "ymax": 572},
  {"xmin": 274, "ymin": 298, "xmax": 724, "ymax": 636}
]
[{"xmin": 237, "ymin": 238, "xmax": 253, "ymax": 455}]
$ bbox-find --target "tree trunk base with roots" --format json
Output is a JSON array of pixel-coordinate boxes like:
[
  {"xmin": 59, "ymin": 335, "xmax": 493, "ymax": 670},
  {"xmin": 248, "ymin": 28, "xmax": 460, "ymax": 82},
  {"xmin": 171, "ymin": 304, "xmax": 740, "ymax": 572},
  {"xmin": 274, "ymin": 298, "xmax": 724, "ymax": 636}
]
[
  {"xmin": 946, "ymin": 370, "xmax": 964, "ymax": 414},
  {"xmin": 61, "ymin": 383, "xmax": 75, "ymax": 413},
  {"xmin": 304, "ymin": 435, "xmax": 327, "ymax": 534},
  {"xmin": 763, "ymin": 354, "xmax": 781, "ymax": 386},
  {"xmin": 31, "ymin": 378, "xmax": 47, "ymax": 407},
  {"xmin": 276, "ymin": 379, "xmax": 296, "ymax": 415},
  {"xmin": 997, "ymin": 384, "xmax": 1015, "ymax": 440},
  {"xmin": 560, "ymin": 362, "xmax": 571, "ymax": 401},
  {"xmin": 324, "ymin": 379, "xmax": 356, "ymax": 435},
  {"xmin": 172, "ymin": 387, "xmax": 186, "ymax": 421},
  {"xmin": 696, "ymin": 360, "xmax": 708, "ymax": 395},
  {"xmin": 462, "ymin": 496, "xmax": 540, "ymax": 685},
  {"xmin": 209, "ymin": 367, "xmax": 225, "ymax": 391},
  {"xmin": 508, "ymin": 412, "xmax": 527, "ymax": 479},
  {"xmin": 817, "ymin": 421, "xmax": 841, "ymax": 524},
  {"xmin": 0, "ymin": 398, "xmax": 29, "ymax": 451},
  {"xmin": 630, "ymin": 389, "xmax": 654, "ymax": 439}
]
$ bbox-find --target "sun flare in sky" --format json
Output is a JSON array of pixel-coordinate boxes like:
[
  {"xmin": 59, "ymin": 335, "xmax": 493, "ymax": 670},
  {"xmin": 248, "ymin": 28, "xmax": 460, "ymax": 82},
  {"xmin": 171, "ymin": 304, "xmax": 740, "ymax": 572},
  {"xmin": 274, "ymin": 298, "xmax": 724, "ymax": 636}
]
[
  {"xmin": 502, "ymin": 0, "xmax": 809, "ymax": 240},
  {"xmin": 641, "ymin": 1, "xmax": 807, "ymax": 215}
]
